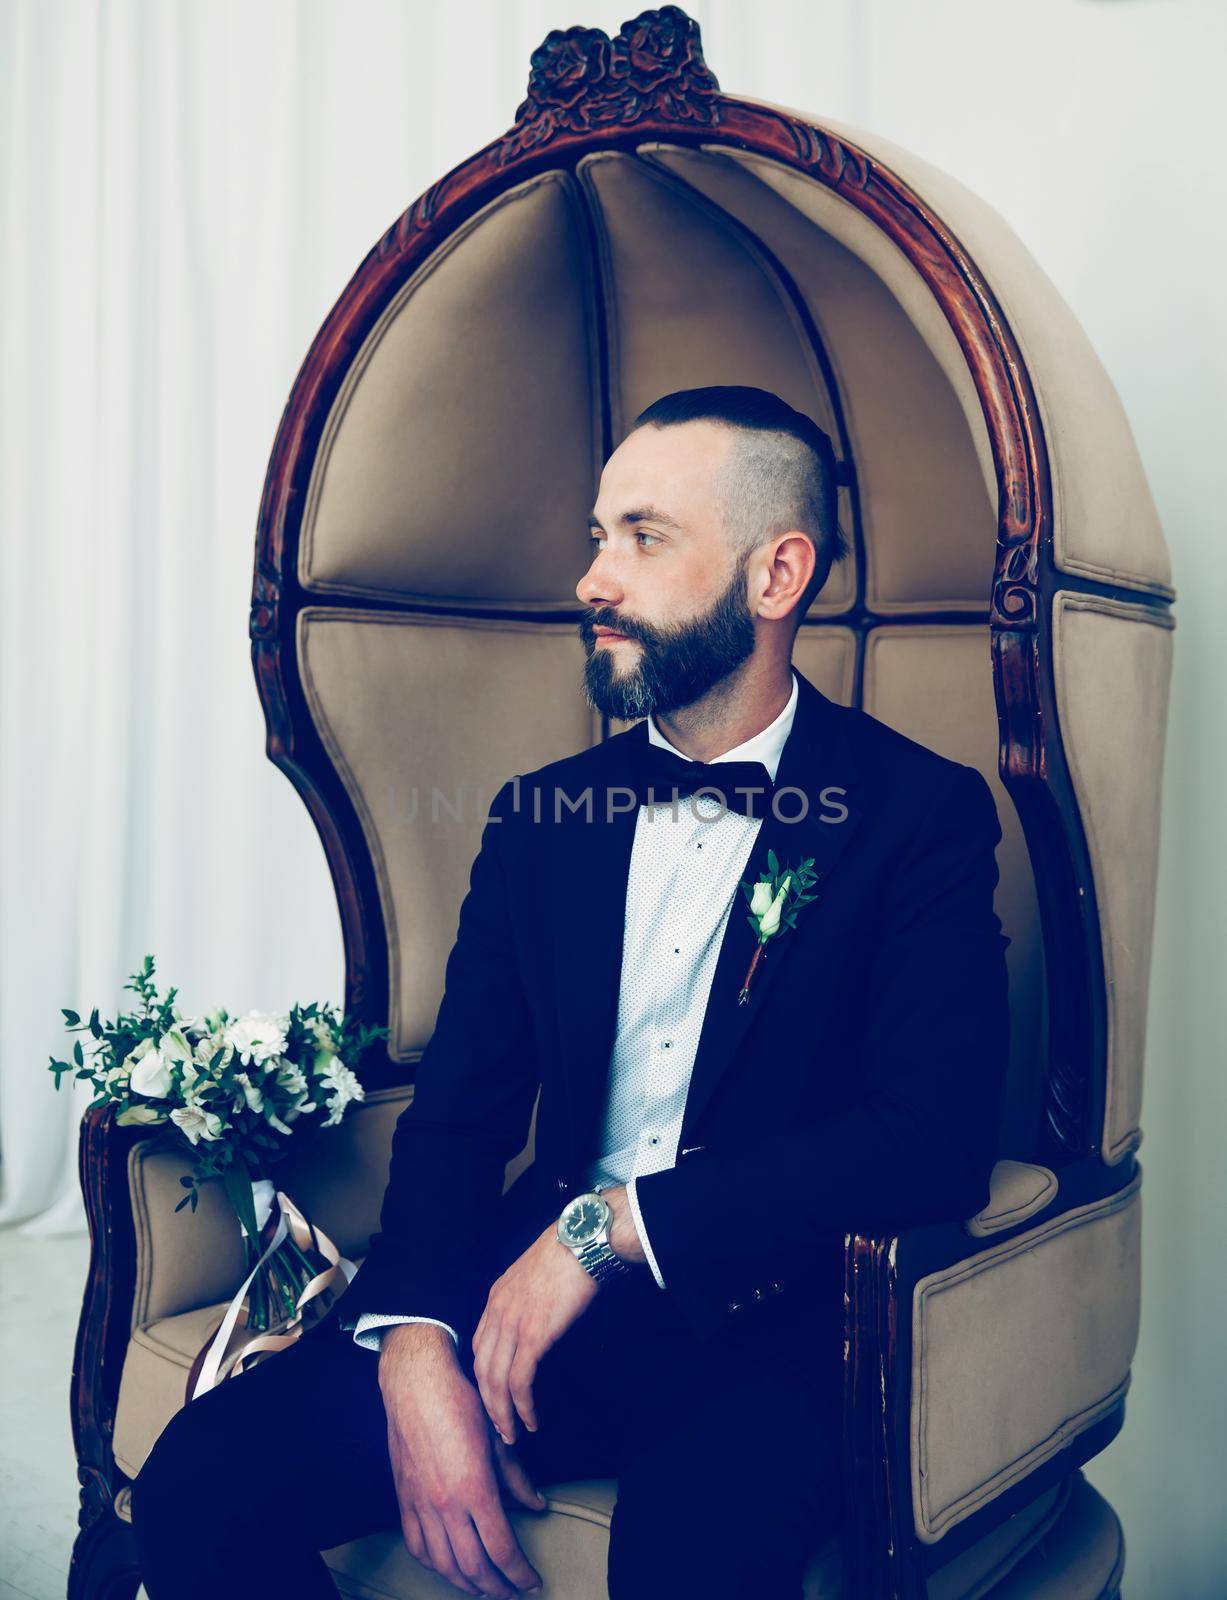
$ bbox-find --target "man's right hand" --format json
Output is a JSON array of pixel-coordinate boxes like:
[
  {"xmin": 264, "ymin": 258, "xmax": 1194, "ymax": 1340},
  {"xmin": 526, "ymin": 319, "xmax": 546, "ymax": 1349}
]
[{"xmin": 378, "ymin": 1322, "xmax": 547, "ymax": 1598}]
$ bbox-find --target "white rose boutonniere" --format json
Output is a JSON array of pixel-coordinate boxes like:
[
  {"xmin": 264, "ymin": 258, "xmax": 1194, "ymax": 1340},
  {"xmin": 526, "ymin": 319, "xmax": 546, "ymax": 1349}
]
[{"xmin": 736, "ymin": 850, "xmax": 819, "ymax": 1004}]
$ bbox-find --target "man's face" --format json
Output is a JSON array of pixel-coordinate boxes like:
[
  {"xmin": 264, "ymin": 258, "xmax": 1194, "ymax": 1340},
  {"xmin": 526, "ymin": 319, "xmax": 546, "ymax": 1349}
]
[{"xmin": 576, "ymin": 421, "xmax": 758, "ymax": 721}]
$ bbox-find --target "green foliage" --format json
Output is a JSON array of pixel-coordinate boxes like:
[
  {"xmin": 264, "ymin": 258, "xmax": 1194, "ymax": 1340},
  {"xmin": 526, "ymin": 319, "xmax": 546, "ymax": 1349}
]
[{"xmin": 49, "ymin": 954, "xmax": 391, "ymax": 1202}]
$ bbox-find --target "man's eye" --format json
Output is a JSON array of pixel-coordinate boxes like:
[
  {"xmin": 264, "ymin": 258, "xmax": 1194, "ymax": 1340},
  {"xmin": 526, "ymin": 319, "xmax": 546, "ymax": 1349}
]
[{"xmin": 587, "ymin": 530, "xmax": 659, "ymax": 550}]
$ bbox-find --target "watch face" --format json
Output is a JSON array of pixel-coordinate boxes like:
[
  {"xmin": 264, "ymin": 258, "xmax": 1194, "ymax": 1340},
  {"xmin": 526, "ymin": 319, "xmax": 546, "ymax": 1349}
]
[{"xmin": 559, "ymin": 1193, "xmax": 609, "ymax": 1248}]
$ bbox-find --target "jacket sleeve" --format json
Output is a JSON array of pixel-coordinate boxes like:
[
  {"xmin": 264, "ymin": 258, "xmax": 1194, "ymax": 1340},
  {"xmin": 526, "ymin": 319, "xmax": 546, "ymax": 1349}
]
[
  {"xmin": 341, "ymin": 778, "xmax": 541, "ymax": 1344},
  {"xmin": 630, "ymin": 761, "xmax": 1012, "ymax": 1338}
]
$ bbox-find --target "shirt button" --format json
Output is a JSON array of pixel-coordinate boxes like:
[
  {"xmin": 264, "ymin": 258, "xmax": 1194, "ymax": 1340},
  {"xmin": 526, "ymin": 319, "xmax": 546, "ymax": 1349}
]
[{"xmin": 647, "ymin": 1135, "xmax": 660, "ymax": 1146}]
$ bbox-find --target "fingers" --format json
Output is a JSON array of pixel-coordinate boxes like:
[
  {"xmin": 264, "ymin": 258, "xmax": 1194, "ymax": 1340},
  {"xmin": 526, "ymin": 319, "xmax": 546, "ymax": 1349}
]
[
  {"xmin": 492, "ymin": 1435, "xmax": 548, "ymax": 1512},
  {"xmin": 468, "ymin": 1501, "xmax": 544, "ymax": 1596},
  {"xmin": 474, "ymin": 1316, "xmax": 522, "ymax": 1446},
  {"xmin": 445, "ymin": 1515, "xmax": 518, "ymax": 1599},
  {"xmin": 508, "ymin": 1349, "xmax": 540, "ymax": 1436},
  {"xmin": 398, "ymin": 1504, "xmax": 427, "ymax": 1564},
  {"xmin": 415, "ymin": 1503, "xmax": 483, "ymax": 1596},
  {"xmin": 402, "ymin": 1475, "xmax": 543, "ymax": 1598}
]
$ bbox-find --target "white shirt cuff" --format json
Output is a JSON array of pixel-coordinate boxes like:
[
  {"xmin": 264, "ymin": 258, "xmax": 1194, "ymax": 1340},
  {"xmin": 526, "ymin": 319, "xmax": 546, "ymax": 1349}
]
[
  {"xmin": 626, "ymin": 1175, "xmax": 667, "ymax": 1290},
  {"xmin": 352, "ymin": 1313, "xmax": 460, "ymax": 1352}
]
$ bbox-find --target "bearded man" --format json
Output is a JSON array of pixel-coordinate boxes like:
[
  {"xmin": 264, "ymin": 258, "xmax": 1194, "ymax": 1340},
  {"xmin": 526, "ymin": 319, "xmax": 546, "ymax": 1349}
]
[{"xmin": 132, "ymin": 386, "xmax": 1009, "ymax": 1600}]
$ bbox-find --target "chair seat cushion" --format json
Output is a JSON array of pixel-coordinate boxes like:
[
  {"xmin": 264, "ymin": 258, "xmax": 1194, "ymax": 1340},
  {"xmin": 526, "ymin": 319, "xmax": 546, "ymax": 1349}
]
[{"xmin": 324, "ymin": 1487, "xmax": 845, "ymax": 1600}]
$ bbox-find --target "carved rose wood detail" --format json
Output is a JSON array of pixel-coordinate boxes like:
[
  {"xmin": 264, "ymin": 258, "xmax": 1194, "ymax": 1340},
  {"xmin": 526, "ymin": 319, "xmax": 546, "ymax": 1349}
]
[{"xmin": 502, "ymin": 5, "xmax": 721, "ymax": 162}]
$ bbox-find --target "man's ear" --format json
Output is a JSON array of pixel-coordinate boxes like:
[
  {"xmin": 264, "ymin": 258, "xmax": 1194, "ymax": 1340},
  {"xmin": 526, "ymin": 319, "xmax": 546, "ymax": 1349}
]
[{"xmin": 755, "ymin": 531, "xmax": 815, "ymax": 621}]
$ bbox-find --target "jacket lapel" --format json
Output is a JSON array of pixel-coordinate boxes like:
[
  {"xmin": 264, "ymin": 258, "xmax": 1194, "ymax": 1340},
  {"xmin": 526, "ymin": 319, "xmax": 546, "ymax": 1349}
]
[
  {"xmin": 548, "ymin": 749, "xmax": 642, "ymax": 1174},
  {"xmin": 550, "ymin": 671, "xmax": 866, "ymax": 1172},
  {"xmin": 674, "ymin": 672, "xmax": 865, "ymax": 1144}
]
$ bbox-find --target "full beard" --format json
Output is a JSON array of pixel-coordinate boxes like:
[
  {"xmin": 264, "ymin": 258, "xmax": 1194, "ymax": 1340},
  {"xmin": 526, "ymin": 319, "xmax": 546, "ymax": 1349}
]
[{"xmin": 579, "ymin": 555, "xmax": 756, "ymax": 723}]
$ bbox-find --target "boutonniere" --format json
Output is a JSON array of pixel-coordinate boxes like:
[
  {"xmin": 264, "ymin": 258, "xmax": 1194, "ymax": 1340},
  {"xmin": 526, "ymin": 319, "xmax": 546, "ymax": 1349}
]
[{"xmin": 736, "ymin": 850, "xmax": 819, "ymax": 1005}]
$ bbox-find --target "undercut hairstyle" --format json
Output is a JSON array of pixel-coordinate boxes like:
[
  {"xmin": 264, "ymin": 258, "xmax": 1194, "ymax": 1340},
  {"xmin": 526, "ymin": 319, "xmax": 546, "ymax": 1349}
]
[{"xmin": 631, "ymin": 386, "xmax": 849, "ymax": 621}]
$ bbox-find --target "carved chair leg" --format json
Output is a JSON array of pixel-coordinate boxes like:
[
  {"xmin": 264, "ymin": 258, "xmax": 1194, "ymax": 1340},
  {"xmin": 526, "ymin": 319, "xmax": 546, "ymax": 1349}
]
[
  {"xmin": 67, "ymin": 1504, "xmax": 140, "ymax": 1600},
  {"xmin": 70, "ymin": 1108, "xmax": 146, "ymax": 1600}
]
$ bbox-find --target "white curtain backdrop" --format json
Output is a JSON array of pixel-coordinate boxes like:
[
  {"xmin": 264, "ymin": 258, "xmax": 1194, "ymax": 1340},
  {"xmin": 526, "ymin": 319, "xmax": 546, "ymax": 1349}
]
[{"xmin": 1, "ymin": 1, "xmax": 1223, "ymax": 1591}]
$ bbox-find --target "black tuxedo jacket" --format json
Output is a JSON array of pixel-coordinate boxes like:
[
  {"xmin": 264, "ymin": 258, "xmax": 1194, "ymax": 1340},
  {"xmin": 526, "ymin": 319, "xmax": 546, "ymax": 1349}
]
[{"xmin": 348, "ymin": 667, "xmax": 1011, "ymax": 1345}]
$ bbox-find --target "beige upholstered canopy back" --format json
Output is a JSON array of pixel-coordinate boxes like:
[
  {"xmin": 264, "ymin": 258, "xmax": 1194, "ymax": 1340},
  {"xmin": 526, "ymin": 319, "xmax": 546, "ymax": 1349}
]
[{"xmin": 261, "ymin": 94, "xmax": 1173, "ymax": 1174}]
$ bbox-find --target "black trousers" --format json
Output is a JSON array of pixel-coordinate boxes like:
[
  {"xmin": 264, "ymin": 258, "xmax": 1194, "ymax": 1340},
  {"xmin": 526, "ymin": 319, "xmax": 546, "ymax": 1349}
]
[{"xmin": 131, "ymin": 1185, "xmax": 844, "ymax": 1600}]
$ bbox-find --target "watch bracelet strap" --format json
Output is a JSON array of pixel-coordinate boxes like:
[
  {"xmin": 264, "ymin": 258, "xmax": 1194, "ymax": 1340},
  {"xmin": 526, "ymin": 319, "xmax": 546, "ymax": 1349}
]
[{"xmin": 576, "ymin": 1237, "xmax": 632, "ymax": 1285}]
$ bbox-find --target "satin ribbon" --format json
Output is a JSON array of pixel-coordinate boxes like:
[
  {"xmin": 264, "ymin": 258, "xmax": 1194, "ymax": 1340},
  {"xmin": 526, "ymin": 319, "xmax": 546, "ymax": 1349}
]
[{"xmin": 188, "ymin": 1187, "xmax": 356, "ymax": 1403}]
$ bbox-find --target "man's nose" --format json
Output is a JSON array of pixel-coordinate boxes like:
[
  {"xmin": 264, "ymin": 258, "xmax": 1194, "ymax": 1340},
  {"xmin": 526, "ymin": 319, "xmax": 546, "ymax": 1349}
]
[{"xmin": 576, "ymin": 550, "xmax": 622, "ymax": 610}]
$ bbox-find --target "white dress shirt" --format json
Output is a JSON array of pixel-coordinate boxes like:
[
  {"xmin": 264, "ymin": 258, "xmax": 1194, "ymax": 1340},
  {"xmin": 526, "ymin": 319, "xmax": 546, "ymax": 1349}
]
[{"xmin": 353, "ymin": 670, "xmax": 800, "ymax": 1350}]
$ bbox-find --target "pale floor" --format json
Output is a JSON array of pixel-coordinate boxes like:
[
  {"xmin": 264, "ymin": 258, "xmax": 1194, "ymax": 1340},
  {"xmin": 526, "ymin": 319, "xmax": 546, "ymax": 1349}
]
[
  {"xmin": 0, "ymin": 1228, "xmax": 90, "ymax": 1600},
  {"xmin": 0, "ymin": 1229, "xmax": 541, "ymax": 1600}
]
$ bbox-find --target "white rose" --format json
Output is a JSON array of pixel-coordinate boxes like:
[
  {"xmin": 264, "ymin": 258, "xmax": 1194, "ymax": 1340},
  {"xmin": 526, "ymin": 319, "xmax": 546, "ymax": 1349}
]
[
  {"xmin": 169, "ymin": 1104, "xmax": 224, "ymax": 1145},
  {"xmin": 224, "ymin": 1012, "xmax": 288, "ymax": 1067},
  {"xmin": 127, "ymin": 1038, "xmax": 173, "ymax": 1099},
  {"xmin": 749, "ymin": 880, "xmax": 775, "ymax": 918},
  {"xmin": 758, "ymin": 876, "xmax": 791, "ymax": 940}
]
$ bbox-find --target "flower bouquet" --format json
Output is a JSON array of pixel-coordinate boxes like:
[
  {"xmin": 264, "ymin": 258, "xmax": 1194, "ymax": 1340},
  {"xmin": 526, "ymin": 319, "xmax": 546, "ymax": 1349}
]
[{"xmin": 50, "ymin": 955, "xmax": 388, "ymax": 1392}]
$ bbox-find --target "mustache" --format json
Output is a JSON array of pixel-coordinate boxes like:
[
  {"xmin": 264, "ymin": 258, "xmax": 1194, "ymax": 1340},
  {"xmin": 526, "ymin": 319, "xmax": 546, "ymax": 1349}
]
[{"xmin": 582, "ymin": 608, "xmax": 651, "ymax": 645}]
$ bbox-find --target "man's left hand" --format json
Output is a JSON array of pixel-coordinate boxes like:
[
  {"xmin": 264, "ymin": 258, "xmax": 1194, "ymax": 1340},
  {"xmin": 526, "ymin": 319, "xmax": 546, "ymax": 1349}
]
[{"xmin": 471, "ymin": 1184, "xmax": 644, "ymax": 1445}]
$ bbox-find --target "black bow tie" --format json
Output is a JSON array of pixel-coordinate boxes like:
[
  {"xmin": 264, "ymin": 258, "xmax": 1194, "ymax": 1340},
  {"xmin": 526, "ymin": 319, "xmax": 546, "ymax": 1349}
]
[{"xmin": 623, "ymin": 738, "xmax": 776, "ymax": 820}]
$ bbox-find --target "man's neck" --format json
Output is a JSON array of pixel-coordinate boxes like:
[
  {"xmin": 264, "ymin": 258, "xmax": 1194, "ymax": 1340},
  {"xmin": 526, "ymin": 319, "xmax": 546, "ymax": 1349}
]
[{"xmin": 648, "ymin": 666, "xmax": 798, "ymax": 771}]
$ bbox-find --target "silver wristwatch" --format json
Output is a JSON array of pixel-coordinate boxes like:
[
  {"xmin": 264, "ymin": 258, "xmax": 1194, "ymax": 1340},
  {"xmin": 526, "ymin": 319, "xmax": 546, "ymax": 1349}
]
[{"xmin": 556, "ymin": 1190, "xmax": 633, "ymax": 1287}]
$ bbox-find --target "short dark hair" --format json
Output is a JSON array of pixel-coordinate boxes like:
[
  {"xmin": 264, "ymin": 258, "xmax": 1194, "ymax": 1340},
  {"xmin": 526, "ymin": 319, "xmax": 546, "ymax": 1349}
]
[{"xmin": 631, "ymin": 385, "xmax": 848, "ymax": 620}]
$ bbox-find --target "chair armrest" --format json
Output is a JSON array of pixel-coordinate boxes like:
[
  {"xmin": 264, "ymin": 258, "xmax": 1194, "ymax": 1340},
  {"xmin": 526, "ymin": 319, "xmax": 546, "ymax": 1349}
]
[
  {"xmin": 128, "ymin": 1083, "xmax": 417, "ymax": 1328},
  {"xmin": 128, "ymin": 1143, "xmax": 247, "ymax": 1329},
  {"xmin": 963, "ymin": 1158, "xmax": 1059, "ymax": 1237},
  {"xmin": 841, "ymin": 1154, "xmax": 1140, "ymax": 1599}
]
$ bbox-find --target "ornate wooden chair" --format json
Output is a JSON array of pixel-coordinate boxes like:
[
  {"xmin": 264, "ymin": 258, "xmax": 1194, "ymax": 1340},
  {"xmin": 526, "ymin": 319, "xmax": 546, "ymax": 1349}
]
[{"xmin": 69, "ymin": 9, "xmax": 1175, "ymax": 1598}]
